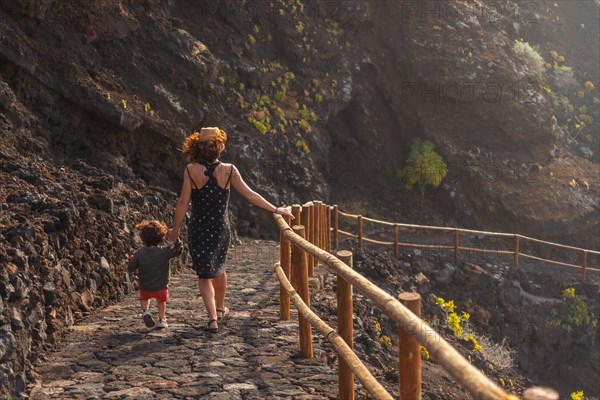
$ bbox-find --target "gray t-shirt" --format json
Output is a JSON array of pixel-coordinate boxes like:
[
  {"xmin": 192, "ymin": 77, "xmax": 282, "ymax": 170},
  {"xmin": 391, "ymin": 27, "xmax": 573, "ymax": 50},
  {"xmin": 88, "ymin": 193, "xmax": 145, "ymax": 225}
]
[{"xmin": 127, "ymin": 245, "xmax": 181, "ymax": 292}]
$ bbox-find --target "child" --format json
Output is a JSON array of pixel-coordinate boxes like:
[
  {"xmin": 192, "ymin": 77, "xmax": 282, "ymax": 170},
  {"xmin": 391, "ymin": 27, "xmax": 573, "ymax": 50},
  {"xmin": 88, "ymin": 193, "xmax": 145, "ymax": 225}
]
[{"xmin": 127, "ymin": 220, "xmax": 182, "ymax": 329}]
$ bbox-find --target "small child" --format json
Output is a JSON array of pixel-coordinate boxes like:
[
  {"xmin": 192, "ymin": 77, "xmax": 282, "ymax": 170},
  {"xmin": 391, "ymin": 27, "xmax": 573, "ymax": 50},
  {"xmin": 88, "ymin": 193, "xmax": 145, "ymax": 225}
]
[{"xmin": 127, "ymin": 220, "xmax": 182, "ymax": 329}]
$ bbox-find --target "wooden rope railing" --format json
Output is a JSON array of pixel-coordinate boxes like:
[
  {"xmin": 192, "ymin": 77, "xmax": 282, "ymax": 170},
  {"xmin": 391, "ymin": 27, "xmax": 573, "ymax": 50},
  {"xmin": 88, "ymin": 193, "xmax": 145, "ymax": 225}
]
[
  {"xmin": 334, "ymin": 207, "xmax": 599, "ymax": 282},
  {"xmin": 274, "ymin": 212, "xmax": 557, "ymax": 400},
  {"xmin": 274, "ymin": 263, "xmax": 393, "ymax": 400}
]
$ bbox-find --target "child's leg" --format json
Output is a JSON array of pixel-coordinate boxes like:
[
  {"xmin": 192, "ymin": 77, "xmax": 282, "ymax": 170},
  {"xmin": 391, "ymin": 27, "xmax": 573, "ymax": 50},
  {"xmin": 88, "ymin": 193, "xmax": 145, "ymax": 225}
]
[
  {"xmin": 157, "ymin": 301, "xmax": 166, "ymax": 320},
  {"xmin": 140, "ymin": 297, "xmax": 156, "ymax": 328},
  {"xmin": 140, "ymin": 299, "xmax": 150, "ymax": 312}
]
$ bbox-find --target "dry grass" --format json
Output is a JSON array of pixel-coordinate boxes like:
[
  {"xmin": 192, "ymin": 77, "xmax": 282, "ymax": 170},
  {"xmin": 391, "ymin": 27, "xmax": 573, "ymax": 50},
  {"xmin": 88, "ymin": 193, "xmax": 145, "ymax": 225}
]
[{"xmin": 478, "ymin": 335, "xmax": 515, "ymax": 370}]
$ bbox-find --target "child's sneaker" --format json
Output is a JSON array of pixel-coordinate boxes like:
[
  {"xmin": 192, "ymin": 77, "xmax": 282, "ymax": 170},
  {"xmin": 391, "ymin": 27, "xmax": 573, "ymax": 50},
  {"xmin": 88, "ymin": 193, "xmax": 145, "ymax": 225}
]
[
  {"xmin": 143, "ymin": 311, "xmax": 155, "ymax": 328},
  {"xmin": 156, "ymin": 319, "xmax": 168, "ymax": 329}
]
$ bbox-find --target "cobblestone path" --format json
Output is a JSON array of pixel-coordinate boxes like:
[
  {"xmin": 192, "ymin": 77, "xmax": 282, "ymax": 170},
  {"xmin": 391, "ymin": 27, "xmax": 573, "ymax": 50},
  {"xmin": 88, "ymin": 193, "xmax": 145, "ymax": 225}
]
[{"xmin": 29, "ymin": 240, "xmax": 341, "ymax": 399}]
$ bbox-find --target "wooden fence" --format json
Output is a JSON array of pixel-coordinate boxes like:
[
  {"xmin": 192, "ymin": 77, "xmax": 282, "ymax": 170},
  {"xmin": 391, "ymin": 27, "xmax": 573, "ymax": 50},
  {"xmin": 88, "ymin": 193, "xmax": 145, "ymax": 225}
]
[
  {"xmin": 274, "ymin": 200, "xmax": 567, "ymax": 400},
  {"xmin": 334, "ymin": 209, "xmax": 599, "ymax": 282}
]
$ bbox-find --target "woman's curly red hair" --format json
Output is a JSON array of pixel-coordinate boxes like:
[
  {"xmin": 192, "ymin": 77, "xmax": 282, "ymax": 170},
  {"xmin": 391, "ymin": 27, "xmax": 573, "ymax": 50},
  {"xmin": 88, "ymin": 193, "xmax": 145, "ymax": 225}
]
[{"xmin": 181, "ymin": 130, "xmax": 227, "ymax": 164}]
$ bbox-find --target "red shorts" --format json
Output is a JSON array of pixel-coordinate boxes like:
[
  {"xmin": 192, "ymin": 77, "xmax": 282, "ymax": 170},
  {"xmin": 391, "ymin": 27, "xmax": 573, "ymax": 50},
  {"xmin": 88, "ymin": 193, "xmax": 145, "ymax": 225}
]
[{"xmin": 139, "ymin": 288, "xmax": 169, "ymax": 302}]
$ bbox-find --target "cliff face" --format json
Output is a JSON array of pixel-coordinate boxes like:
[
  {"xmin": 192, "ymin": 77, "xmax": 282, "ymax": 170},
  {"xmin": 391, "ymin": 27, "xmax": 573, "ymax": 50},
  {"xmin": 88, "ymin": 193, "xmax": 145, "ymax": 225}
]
[
  {"xmin": 0, "ymin": 0, "xmax": 599, "ymax": 396},
  {"xmin": 1, "ymin": 0, "xmax": 598, "ymax": 243}
]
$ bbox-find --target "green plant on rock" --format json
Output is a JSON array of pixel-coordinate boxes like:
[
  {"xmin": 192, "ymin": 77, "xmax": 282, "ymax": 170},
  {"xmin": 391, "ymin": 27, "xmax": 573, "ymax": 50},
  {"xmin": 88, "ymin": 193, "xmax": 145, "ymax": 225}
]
[
  {"xmin": 513, "ymin": 39, "xmax": 545, "ymax": 76},
  {"xmin": 398, "ymin": 140, "xmax": 448, "ymax": 200},
  {"xmin": 325, "ymin": 18, "xmax": 343, "ymax": 37},
  {"xmin": 248, "ymin": 116, "xmax": 269, "ymax": 134},
  {"xmin": 379, "ymin": 335, "xmax": 392, "ymax": 350},
  {"xmin": 553, "ymin": 65, "xmax": 576, "ymax": 90},
  {"xmin": 296, "ymin": 140, "xmax": 310, "ymax": 153},
  {"xmin": 561, "ymin": 287, "xmax": 597, "ymax": 329}
]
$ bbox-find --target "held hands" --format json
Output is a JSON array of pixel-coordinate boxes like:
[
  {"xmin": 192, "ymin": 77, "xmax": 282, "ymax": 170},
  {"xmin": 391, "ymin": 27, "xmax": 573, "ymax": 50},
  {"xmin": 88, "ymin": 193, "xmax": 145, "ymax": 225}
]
[
  {"xmin": 167, "ymin": 228, "xmax": 179, "ymax": 243},
  {"xmin": 274, "ymin": 205, "xmax": 295, "ymax": 219}
]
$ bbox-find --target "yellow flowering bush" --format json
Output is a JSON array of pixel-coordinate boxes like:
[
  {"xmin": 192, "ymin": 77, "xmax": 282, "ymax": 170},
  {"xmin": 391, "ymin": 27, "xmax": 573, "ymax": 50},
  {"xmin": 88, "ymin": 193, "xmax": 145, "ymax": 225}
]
[
  {"xmin": 448, "ymin": 312, "xmax": 463, "ymax": 336},
  {"xmin": 435, "ymin": 297, "xmax": 456, "ymax": 312},
  {"xmin": 465, "ymin": 335, "xmax": 482, "ymax": 352},
  {"xmin": 570, "ymin": 391, "xmax": 584, "ymax": 400},
  {"xmin": 379, "ymin": 335, "xmax": 392, "ymax": 349},
  {"xmin": 371, "ymin": 319, "xmax": 382, "ymax": 332}
]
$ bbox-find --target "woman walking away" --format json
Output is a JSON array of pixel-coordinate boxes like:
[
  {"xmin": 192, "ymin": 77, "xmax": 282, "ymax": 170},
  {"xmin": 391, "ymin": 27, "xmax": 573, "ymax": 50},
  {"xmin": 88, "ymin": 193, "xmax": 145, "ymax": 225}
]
[{"xmin": 168, "ymin": 127, "xmax": 294, "ymax": 333}]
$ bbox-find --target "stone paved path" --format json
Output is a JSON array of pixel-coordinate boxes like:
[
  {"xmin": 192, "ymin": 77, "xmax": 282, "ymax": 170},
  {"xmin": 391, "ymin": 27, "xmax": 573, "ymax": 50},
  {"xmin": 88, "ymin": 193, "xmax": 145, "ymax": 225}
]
[{"xmin": 29, "ymin": 240, "xmax": 342, "ymax": 399}]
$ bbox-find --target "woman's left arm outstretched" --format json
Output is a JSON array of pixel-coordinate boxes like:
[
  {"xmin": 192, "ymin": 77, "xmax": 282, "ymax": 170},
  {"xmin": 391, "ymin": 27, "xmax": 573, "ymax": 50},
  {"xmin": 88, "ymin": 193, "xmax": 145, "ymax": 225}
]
[{"xmin": 230, "ymin": 165, "xmax": 294, "ymax": 219}]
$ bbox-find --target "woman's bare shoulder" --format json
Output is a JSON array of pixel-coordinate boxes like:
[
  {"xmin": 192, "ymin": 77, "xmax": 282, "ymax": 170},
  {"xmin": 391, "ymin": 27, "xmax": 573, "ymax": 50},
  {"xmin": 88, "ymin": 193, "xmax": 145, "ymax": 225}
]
[
  {"xmin": 220, "ymin": 162, "xmax": 236, "ymax": 171},
  {"xmin": 186, "ymin": 162, "xmax": 204, "ymax": 171}
]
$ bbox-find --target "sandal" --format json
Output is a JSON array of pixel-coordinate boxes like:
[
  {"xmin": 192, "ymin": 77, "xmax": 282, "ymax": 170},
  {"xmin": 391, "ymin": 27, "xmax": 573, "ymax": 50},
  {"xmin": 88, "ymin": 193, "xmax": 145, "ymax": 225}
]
[
  {"xmin": 216, "ymin": 307, "xmax": 229, "ymax": 321},
  {"xmin": 205, "ymin": 319, "xmax": 219, "ymax": 333}
]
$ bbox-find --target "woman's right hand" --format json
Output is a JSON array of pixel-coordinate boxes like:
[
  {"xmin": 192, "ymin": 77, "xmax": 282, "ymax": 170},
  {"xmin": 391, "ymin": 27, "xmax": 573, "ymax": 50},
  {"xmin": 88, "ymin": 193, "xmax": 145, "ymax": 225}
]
[
  {"xmin": 275, "ymin": 206, "xmax": 295, "ymax": 220},
  {"xmin": 167, "ymin": 228, "xmax": 179, "ymax": 243}
]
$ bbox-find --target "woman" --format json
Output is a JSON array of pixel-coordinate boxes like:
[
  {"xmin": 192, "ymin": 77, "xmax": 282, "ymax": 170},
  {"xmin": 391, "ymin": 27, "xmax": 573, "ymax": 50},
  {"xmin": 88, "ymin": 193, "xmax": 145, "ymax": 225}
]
[{"xmin": 168, "ymin": 127, "xmax": 294, "ymax": 333}]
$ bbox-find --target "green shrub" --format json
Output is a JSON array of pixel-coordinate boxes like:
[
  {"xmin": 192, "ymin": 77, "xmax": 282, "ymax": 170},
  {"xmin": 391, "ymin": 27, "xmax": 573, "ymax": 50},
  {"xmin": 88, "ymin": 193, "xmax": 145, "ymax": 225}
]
[
  {"xmin": 553, "ymin": 65, "xmax": 575, "ymax": 89},
  {"xmin": 513, "ymin": 40, "xmax": 545, "ymax": 76},
  {"xmin": 562, "ymin": 287, "xmax": 598, "ymax": 329},
  {"xmin": 248, "ymin": 116, "xmax": 269, "ymax": 134},
  {"xmin": 296, "ymin": 140, "xmax": 310, "ymax": 153},
  {"xmin": 398, "ymin": 140, "xmax": 448, "ymax": 200}
]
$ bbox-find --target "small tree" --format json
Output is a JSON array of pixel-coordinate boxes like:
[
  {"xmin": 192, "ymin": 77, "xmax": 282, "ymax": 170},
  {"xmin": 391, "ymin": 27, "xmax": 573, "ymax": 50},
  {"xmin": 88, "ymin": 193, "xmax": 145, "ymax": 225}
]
[{"xmin": 398, "ymin": 140, "xmax": 448, "ymax": 200}]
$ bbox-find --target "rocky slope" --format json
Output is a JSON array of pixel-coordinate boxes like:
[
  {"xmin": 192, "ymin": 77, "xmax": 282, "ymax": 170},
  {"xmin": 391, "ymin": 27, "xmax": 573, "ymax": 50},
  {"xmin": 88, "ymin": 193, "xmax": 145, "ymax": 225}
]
[
  {"xmin": 320, "ymin": 246, "xmax": 599, "ymax": 397},
  {"xmin": 0, "ymin": 148, "xmax": 190, "ymax": 397}
]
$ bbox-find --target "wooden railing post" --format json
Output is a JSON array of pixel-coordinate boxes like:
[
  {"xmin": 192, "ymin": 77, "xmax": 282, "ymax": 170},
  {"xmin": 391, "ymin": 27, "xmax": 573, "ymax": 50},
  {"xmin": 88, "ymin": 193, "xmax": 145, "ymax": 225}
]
[
  {"xmin": 291, "ymin": 205, "xmax": 302, "ymax": 288},
  {"xmin": 301, "ymin": 203, "xmax": 312, "ymax": 275},
  {"xmin": 292, "ymin": 225, "xmax": 313, "ymax": 358},
  {"xmin": 307, "ymin": 202, "xmax": 314, "ymax": 272},
  {"xmin": 292, "ymin": 204, "xmax": 302, "ymax": 223},
  {"xmin": 514, "ymin": 235, "xmax": 520, "ymax": 268},
  {"xmin": 394, "ymin": 224, "xmax": 399, "ymax": 259},
  {"xmin": 333, "ymin": 205, "xmax": 339, "ymax": 251},
  {"xmin": 326, "ymin": 205, "xmax": 332, "ymax": 252},
  {"xmin": 337, "ymin": 250, "xmax": 354, "ymax": 400},
  {"xmin": 321, "ymin": 203, "xmax": 327, "ymax": 251},
  {"xmin": 313, "ymin": 201, "xmax": 322, "ymax": 251},
  {"xmin": 453, "ymin": 229, "xmax": 459, "ymax": 264},
  {"xmin": 522, "ymin": 387, "xmax": 559, "ymax": 400},
  {"xmin": 357, "ymin": 215, "xmax": 363, "ymax": 249},
  {"xmin": 582, "ymin": 250, "xmax": 588, "ymax": 283},
  {"xmin": 279, "ymin": 215, "xmax": 291, "ymax": 320},
  {"xmin": 398, "ymin": 292, "xmax": 422, "ymax": 400},
  {"xmin": 319, "ymin": 202, "xmax": 324, "ymax": 250}
]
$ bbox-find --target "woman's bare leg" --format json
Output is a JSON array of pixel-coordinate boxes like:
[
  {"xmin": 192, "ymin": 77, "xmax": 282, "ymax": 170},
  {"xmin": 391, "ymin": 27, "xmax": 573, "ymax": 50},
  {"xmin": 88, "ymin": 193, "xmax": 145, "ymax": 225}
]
[
  {"xmin": 197, "ymin": 278, "xmax": 218, "ymax": 328},
  {"xmin": 213, "ymin": 272, "xmax": 227, "ymax": 312}
]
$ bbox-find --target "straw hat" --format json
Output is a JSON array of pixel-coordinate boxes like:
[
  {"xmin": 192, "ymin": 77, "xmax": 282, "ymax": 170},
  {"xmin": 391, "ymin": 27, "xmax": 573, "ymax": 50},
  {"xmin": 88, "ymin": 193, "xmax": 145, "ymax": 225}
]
[{"xmin": 196, "ymin": 127, "xmax": 227, "ymax": 142}]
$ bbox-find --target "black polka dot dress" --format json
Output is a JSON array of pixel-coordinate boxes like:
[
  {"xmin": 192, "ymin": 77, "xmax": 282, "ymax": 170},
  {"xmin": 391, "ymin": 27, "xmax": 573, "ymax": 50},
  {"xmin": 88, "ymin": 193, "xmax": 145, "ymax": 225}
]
[{"xmin": 187, "ymin": 162, "xmax": 233, "ymax": 279}]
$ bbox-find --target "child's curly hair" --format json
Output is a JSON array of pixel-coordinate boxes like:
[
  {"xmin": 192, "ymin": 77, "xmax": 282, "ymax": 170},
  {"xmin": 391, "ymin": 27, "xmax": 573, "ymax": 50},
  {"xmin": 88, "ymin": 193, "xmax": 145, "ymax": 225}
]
[
  {"xmin": 181, "ymin": 130, "xmax": 227, "ymax": 164},
  {"xmin": 135, "ymin": 220, "xmax": 168, "ymax": 246}
]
